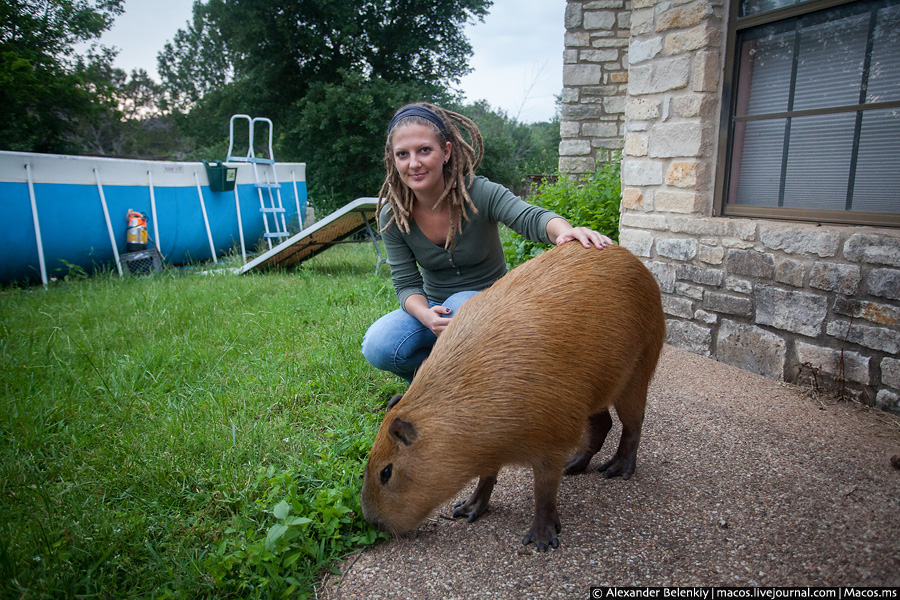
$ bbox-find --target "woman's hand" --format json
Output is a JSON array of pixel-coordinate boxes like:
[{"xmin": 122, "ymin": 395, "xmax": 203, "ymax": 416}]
[
  {"xmin": 547, "ymin": 218, "xmax": 614, "ymax": 248},
  {"xmin": 421, "ymin": 305, "xmax": 453, "ymax": 337},
  {"xmin": 405, "ymin": 295, "xmax": 453, "ymax": 337}
]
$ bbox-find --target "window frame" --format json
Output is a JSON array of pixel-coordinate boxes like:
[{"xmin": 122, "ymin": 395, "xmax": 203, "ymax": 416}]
[{"xmin": 714, "ymin": 0, "xmax": 900, "ymax": 227}]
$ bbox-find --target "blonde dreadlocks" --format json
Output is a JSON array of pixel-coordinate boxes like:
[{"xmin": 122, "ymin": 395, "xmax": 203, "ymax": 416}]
[{"xmin": 376, "ymin": 103, "xmax": 484, "ymax": 251}]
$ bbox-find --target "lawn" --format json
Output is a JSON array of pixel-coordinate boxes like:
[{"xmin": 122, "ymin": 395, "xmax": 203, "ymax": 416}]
[{"xmin": 0, "ymin": 244, "xmax": 403, "ymax": 598}]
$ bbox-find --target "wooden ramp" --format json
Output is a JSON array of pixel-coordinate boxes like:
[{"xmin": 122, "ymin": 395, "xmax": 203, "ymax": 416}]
[{"xmin": 238, "ymin": 197, "xmax": 382, "ymax": 274}]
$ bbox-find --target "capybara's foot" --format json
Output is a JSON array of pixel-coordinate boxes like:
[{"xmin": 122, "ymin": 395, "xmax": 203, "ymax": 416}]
[
  {"xmin": 452, "ymin": 475, "xmax": 496, "ymax": 523},
  {"xmin": 563, "ymin": 451, "xmax": 593, "ymax": 475},
  {"xmin": 521, "ymin": 517, "xmax": 561, "ymax": 552},
  {"xmin": 597, "ymin": 452, "xmax": 636, "ymax": 479}
]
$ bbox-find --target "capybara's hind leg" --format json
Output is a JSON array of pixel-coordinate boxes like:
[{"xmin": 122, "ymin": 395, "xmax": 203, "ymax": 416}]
[
  {"xmin": 522, "ymin": 459, "xmax": 563, "ymax": 552},
  {"xmin": 563, "ymin": 409, "xmax": 613, "ymax": 475},
  {"xmin": 598, "ymin": 379, "xmax": 649, "ymax": 480},
  {"xmin": 452, "ymin": 472, "xmax": 497, "ymax": 523}
]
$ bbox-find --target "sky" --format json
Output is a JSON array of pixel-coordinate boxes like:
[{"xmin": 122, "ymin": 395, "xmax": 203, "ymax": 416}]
[{"xmin": 94, "ymin": 0, "xmax": 565, "ymax": 124}]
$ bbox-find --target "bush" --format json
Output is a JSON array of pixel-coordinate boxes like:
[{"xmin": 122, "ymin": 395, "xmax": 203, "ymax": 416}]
[{"xmin": 503, "ymin": 155, "xmax": 622, "ymax": 267}]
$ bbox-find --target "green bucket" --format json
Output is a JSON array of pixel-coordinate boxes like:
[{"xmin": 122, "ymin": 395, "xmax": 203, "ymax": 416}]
[{"xmin": 203, "ymin": 160, "xmax": 238, "ymax": 192}]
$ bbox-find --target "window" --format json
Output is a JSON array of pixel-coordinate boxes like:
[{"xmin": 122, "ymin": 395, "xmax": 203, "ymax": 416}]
[{"xmin": 717, "ymin": 0, "xmax": 900, "ymax": 226}]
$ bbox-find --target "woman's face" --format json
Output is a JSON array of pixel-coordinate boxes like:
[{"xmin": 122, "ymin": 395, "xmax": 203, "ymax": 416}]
[{"xmin": 390, "ymin": 123, "xmax": 452, "ymax": 203}]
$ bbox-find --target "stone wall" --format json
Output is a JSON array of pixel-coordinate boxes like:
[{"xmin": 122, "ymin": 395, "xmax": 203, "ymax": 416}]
[
  {"xmin": 560, "ymin": 0, "xmax": 632, "ymax": 173},
  {"xmin": 561, "ymin": 0, "xmax": 900, "ymax": 413}
]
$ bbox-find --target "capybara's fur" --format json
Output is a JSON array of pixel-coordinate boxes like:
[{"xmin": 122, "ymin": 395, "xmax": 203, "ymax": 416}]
[{"xmin": 361, "ymin": 243, "xmax": 665, "ymax": 550}]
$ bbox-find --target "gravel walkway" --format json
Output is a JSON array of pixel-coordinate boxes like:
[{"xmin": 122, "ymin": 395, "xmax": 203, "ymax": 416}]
[{"xmin": 321, "ymin": 345, "xmax": 900, "ymax": 598}]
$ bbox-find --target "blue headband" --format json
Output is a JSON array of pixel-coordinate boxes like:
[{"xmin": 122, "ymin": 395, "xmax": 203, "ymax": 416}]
[{"xmin": 388, "ymin": 105, "xmax": 448, "ymax": 138}]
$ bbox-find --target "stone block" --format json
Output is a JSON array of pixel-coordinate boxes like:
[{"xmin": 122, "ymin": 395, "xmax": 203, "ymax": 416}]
[
  {"xmin": 833, "ymin": 297, "xmax": 900, "ymax": 327},
  {"xmin": 647, "ymin": 260, "xmax": 677, "ymax": 293},
  {"xmin": 704, "ymin": 291, "xmax": 753, "ymax": 317},
  {"xmin": 755, "ymin": 286, "xmax": 827, "ymax": 337},
  {"xmin": 630, "ymin": 8, "xmax": 655, "ymax": 36},
  {"xmin": 676, "ymin": 263, "xmax": 724, "ymax": 286},
  {"xmin": 716, "ymin": 320, "xmax": 786, "ymax": 380},
  {"xmin": 566, "ymin": 32, "xmax": 591, "ymax": 48},
  {"xmin": 584, "ymin": 11, "xmax": 617, "ymax": 30},
  {"xmin": 619, "ymin": 229, "xmax": 654, "ymax": 257},
  {"xmin": 622, "ymin": 159, "xmax": 664, "ymax": 186},
  {"xmin": 656, "ymin": 1, "xmax": 709, "ymax": 31},
  {"xmin": 665, "ymin": 25, "xmax": 721, "ymax": 55},
  {"xmin": 630, "ymin": 37, "xmax": 663, "ymax": 64},
  {"xmin": 694, "ymin": 309, "xmax": 718, "ymax": 324},
  {"xmin": 875, "ymin": 389, "xmax": 900, "ymax": 414},
  {"xmin": 559, "ymin": 157, "xmax": 596, "ymax": 174},
  {"xmin": 843, "ymin": 233, "xmax": 900, "ymax": 267},
  {"xmin": 657, "ymin": 237, "xmax": 698, "ymax": 261},
  {"xmin": 561, "ymin": 103, "xmax": 605, "ymax": 121},
  {"xmin": 808, "ymin": 262, "xmax": 861, "ymax": 296},
  {"xmin": 655, "ymin": 190, "xmax": 704, "ymax": 213},
  {"xmin": 666, "ymin": 319, "xmax": 712, "ymax": 356},
  {"xmin": 625, "ymin": 133, "xmax": 649, "ymax": 156},
  {"xmin": 629, "ymin": 57, "xmax": 691, "ymax": 95},
  {"xmin": 775, "ymin": 259, "xmax": 805, "ymax": 287},
  {"xmin": 650, "ymin": 122, "xmax": 705, "ymax": 158},
  {"xmin": 796, "ymin": 342, "xmax": 870, "ymax": 385},
  {"xmin": 559, "ymin": 139, "xmax": 592, "ymax": 156},
  {"xmin": 666, "ymin": 160, "xmax": 707, "ymax": 188},
  {"xmin": 730, "ymin": 220, "xmax": 757, "ymax": 241},
  {"xmin": 693, "ymin": 50, "xmax": 721, "ymax": 93},
  {"xmin": 622, "ymin": 188, "xmax": 645, "ymax": 210},
  {"xmin": 564, "ymin": 64, "xmax": 603, "ymax": 86},
  {"xmin": 625, "ymin": 98, "xmax": 662, "ymax": 120},
  {"xmin": 727, "ymin": 249, "xmax": 775, "ymax": 279},
  {"xmin": 669, "ymin": 216, "xmax": 728, "ymax": 236},
  {"xmin": 621, "ymin": 212, "xmax": 668, "ymax": 230},
  {"xmin": 725, "ymin": 276, "xmax": 753, "ymax": 294},
  {"xmin": 676, "ymin": 282, "xmax": 704, "ymax": 300},
  {"xmin": 565, "ymin": 2, "xmax": 583, "ymax": 29},
  {"xmin": 882, "ymin": 357, "xmax": 900, "ymax": 389},
  {"xmin": 826, "ymin": 320, "xmax": 900, "ymax": 354},
  {"xmin": 699, "ymin": 244, "xmax": 725, "ymax": 265},
  {"xmin": 609, "ymin": 71, "xmax": 629, "ymax": 83},
  {"xmin": 662, "ymin": 294, "xmax": 695, "ymax": 319},
  {"xmin": 583, "ymin": 122, "xmax": 621, "ymax": 138},
  {"xmin": 560, "ymin": 121, "xmax": 581, "ymax": 138},
  {"xmin": 759, "ymin": 224, "xmax": 840, "ymax": 258},
  {"xmin": 582, "ymin": 49, "xmax": 620, "ymax": 63},
  {"xmin": 868, "ymin": 268, "xmax": 900, "ymax": 301},
  {"xmin": 672, "ymin": 95, "xmax": 714, "ymax": 119}
]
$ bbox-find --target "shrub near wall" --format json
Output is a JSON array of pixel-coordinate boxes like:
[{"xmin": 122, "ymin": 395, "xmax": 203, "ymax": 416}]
[{"xmin": 504, "ymin": 157, "xmax": 621, "ymax": 267}]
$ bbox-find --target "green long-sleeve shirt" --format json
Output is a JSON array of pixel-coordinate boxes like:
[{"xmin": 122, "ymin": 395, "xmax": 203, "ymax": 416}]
[{"xmin": 380, "ymin": 176, "xmax": 561, "ymax": 310}]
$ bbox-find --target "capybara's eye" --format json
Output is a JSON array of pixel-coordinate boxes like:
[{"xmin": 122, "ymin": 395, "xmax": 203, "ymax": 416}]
[{"xmin": 380, "ymin": 464, "xmax": 393, "ymax": 485}]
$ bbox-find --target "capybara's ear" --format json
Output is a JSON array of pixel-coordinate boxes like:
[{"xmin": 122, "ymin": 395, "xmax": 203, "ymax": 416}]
[
  {"xmin": 387, "ymin": 394, "xmax": 403, "ymax": 411},
  {"xmin": 389, "ymin": 418, "xmax": 418, "ymax": 446}
]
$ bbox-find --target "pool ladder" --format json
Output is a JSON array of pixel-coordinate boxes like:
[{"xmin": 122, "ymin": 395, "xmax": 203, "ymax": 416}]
[{"xmin": 226, "ymin": 115, "xmax": 291, "ymax": 250}]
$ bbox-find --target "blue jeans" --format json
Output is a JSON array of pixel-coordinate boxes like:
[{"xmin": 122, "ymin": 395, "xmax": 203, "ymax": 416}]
[{"xmin": 362, "ymin": 290, "xmax": 480, "ymax": 382}]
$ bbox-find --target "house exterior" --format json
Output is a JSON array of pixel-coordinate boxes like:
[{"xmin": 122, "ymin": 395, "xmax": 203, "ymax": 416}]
[{"xmin": 560, "ymin": 0, "xmax": 900, "ymax": 413}]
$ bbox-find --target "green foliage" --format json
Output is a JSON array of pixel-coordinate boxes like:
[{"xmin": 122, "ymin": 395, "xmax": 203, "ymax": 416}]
[
  {"xmin": 454, "ymin": 100, "xmax": 560, "ymax": 195},
  {"xmin": 161, "ymin": 0, "xmax": 493, "ymax": 151},
  {"xmin": 0, "ymin": 0, "xmax": 124, "ymax": 153},
  {"xmin": 0, "ymin": 245, "xmax": 403, "ymax": 597},
  {"xmin": 503, "ymin": 155, "xmax": 622, "ymax": 267}
]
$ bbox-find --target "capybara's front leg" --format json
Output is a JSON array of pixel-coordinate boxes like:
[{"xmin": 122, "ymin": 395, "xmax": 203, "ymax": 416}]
[
  {"xmin": 564, "ymin": 409, "xmax": 613, "ymax": 475},
  {"xmin": 452, "ymin": 473, "xmax": 497, "ymax": 523},
  {"xmin": 522, "ymin": 460, "xmax": 562, "ymax": 552}
]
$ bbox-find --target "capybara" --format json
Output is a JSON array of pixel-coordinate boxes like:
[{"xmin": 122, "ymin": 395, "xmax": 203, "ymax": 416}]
[{"xmin": 360, "ymin": 243, "xmax": 665, "ymax": 551}]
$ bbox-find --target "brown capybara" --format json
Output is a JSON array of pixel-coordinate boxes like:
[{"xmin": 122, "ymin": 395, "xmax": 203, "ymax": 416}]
[{"xmin": 360, "ymin": 242, "xmax": 665, "ymax": 551}]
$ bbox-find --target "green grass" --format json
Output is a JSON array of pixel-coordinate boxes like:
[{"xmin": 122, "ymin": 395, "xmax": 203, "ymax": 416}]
[{"xmin": 0, "ymin": 244, "xmax": 404, "ymax": 598}]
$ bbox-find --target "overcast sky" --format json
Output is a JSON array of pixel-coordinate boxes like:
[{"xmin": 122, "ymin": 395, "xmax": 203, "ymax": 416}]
[{"xmin": 95, "ymin": 0, "xmax": 565, "ymax": 123}]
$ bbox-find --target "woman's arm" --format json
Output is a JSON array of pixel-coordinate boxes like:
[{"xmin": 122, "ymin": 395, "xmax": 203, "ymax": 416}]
[{"xmin": 546, "ymin": 217, "xmax": 613, "ymax": 248}]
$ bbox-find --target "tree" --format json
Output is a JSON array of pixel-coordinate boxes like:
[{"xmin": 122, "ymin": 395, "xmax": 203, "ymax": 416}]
[
  {"xmin": 0, "ymin": 0, "xmax": 124, "ymax": 152},
  {"xmin": 158, "ymin": 0, "xmax": 492, "ymax": 151}
]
